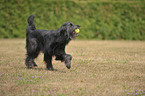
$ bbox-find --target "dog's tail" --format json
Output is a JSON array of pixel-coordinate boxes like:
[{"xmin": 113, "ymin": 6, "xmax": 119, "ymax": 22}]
[{"xmin": 27, "ymin": 15, "xmax": 36, "ymax": 32}]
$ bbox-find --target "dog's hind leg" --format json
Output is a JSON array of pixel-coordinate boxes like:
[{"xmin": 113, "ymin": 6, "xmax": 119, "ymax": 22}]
[
  {"xmin": 25, "ymin": 56, "xmax": 33, "ymax": 68},
  {"xmin": 25, "ymin": 38, "xmax": 40, "ymax": 68},
  {"xmin": 25, "ymin": 52, "xmax": 39, "ymax": 68},
  {"xmin": 44, "ymin": 53, "xmax": 54, "ymax": 70}
]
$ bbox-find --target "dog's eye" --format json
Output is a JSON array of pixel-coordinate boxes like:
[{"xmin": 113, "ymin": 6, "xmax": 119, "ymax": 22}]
[{"xmin": 70, "ymin": 23, "xmax": 73, "ymax": 26}]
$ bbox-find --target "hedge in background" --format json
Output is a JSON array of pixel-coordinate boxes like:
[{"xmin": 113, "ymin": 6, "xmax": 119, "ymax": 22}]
[{"xmin": 0, "ymin": 0, "xmax": 145, "ymax": 40}]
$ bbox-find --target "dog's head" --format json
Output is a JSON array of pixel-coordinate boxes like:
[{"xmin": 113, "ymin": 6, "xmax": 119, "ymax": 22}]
[{"xmin": 59, "ymin": 22, "xmax": 80, "ymax": 40}]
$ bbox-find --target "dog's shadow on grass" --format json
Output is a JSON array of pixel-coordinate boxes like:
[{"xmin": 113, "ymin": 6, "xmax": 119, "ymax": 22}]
[
  {"xmin": 29, "ymin": 67, "xmax": 67, "ymax": 73},
  {"xmin": 53, "ymin": 69, "xmax": 67, "ymax": 73}
]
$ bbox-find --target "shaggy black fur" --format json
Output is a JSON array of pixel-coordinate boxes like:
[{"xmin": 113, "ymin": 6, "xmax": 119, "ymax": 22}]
[{"xmin": 25, "ymin": 15, "xmax": 80, "ymax": 70}]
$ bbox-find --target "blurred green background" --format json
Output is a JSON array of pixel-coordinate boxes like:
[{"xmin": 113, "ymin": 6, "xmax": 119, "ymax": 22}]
[{"xmin": 0, "ymin": 0, "xmax": 145, "ymax": 40}]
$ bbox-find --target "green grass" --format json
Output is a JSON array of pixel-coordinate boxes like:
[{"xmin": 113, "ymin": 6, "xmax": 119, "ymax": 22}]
[
  {"xmin": 0, "ymin": 0, "xmax": 145, "ymax": 40},
  {"xmin": 0, "ymin": 39, "xmax": 145, "ymax": 96}
]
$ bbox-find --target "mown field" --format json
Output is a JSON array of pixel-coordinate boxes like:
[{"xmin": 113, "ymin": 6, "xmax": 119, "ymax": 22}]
[{"xmin": 0, "ymin": 39, "xmax": 145, "ymax": 96}]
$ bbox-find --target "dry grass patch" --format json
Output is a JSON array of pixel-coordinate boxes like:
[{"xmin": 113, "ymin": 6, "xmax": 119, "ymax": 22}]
[{"xmin": 0, "ymin": 39, "xmax": 145, "ymax": 96}]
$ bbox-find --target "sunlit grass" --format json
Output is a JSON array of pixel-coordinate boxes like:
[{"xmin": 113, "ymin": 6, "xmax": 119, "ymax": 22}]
[{"xmin": 0, "ymin": 39, "xmax": 145, "ymax": 96}]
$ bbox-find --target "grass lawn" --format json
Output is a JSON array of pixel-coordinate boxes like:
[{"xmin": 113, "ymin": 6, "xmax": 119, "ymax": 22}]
[{"xmin": 0, "ymin": 39, "xmax": 145, "ymax": 96}]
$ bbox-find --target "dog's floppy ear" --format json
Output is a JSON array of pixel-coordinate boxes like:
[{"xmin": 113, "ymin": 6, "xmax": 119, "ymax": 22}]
[{"xmin": 59, "ymin": 23, "xmax": 70, "ymax": 39}]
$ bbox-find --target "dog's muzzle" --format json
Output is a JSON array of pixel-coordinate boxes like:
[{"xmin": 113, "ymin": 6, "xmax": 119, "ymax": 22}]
[{"xmin": 72, "ymin": 25, "xmax": 80, "ymax": 38}]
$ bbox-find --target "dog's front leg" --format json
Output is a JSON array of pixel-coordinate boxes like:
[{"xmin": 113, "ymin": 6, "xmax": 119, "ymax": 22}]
[
  {"xmin": 55, "ymin": 53, "xmax": 72, "ymax": 69},
  {"xmin": 64, "ymin": 54, "xmax": 72, "ymax": 69},
  {"xmin": 44, "ymin": 53, "xmax": 54, "ymax": 70}
]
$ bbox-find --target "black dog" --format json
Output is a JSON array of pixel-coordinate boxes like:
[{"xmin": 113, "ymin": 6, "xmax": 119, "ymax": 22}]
[{"xmin": 25, "ymin": 15, "xmax": 80, "ymax": 70}]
